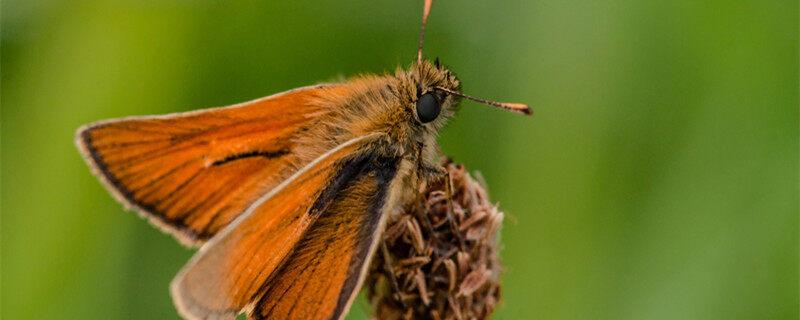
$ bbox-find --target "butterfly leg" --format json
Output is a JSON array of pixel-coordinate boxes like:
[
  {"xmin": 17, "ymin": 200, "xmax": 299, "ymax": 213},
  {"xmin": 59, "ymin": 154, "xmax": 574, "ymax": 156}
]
[
  {"xmin": 441, "ymin": 168, "xmax": 466, "ymax": 250},
  {"xmin": 414, "ymin": 141, "xmax": 467, "ymax": 249},
  {"xmin": 380, "ymin": 240, "xmax": 407, "ymax": 309},
  {"xmin": 414, "ymin": 142, "xmax": 439, "ymax": 240}
]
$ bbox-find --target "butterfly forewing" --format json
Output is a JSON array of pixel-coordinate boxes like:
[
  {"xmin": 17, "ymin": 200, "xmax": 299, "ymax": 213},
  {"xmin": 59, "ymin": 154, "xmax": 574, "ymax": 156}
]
[
  {"xmin": 76, "ymin": 84, "xmax": 342, "ymax": 246},
  {"xmin": 170, "ymin": 133, "xmax": 394, "ymax": 320}
]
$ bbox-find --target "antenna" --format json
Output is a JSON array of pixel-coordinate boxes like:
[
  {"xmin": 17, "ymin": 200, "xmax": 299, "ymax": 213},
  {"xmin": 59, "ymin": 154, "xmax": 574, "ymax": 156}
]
[
  {"xmin": 417, "ymin": 0, "xmax": 433, "ymax": 63},
  {"xmin": 435, "ymin": 86, "xmax": 532, "ymax": 115}
]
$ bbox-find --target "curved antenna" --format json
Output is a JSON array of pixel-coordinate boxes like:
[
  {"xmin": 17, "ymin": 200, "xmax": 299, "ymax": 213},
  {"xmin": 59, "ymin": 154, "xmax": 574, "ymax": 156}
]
[
  {"xmin": 417, "ymin": 0, "xmax": 433, "ymax": 63},
  {"xmin": 435, "ymin": 86, "xmax": 532, "ymax": 115}
]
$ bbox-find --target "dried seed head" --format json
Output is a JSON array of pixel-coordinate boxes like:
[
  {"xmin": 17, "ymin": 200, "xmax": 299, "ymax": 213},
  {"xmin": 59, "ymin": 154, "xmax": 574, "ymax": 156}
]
[{"xmin": 366, "ymin": 160, "xmax": 504, "ymax": 320}]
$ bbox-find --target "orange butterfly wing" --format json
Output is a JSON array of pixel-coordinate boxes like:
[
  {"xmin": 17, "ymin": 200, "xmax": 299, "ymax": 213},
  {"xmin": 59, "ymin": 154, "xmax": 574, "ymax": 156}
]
[
  {"xmin": 76, "ymin": 84, "xmax": 341, "ymax": 246},
  {"xmin": 250, "ymin": 158, "xmax": 396, "ymax": 320},
  {"xmin": 170, "ymin": 133, "xmax": 397, "ymax": 320}
]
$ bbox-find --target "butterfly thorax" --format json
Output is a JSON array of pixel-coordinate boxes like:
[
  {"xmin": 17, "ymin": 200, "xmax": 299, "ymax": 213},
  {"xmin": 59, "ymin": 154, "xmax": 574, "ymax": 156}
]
[{"xmin": 295, "ymin": 60, "xmax": 461, "ymax": 176}]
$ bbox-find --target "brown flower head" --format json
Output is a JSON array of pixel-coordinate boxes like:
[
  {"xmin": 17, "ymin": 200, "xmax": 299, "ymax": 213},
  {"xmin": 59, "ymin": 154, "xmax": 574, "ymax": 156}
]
[{"xmin": 366, "ymin": 160, "xmax": 504, "ymax": 320}]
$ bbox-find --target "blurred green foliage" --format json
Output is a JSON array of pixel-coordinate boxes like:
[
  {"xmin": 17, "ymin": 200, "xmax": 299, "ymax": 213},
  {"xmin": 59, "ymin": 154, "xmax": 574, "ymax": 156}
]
[{"xmin": 2, "ymin": 0, "xmax": 797, "ymax": 319}]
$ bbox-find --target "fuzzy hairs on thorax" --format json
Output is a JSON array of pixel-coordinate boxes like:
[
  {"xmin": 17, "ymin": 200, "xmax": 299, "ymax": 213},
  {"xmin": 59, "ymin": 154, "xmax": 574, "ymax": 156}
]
[{"xmin": 294, "ymin": 60, "xmax": 462, "ymax": 177}]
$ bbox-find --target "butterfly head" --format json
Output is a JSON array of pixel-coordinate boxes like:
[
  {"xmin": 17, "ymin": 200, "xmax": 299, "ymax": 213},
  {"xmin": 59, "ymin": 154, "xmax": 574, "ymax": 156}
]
[
  {"xmin": 398, "ymin": 59, "xmax": 461, "ymax": 128},
  {"xmin": 410, "ymin": 0, "xmax": 531, "ymax": 123}
]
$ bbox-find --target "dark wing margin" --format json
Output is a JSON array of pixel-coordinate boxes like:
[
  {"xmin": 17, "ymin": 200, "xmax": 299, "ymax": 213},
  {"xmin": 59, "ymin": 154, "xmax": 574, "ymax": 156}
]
[{"xmin": 249, "ymin": 154, "xmax": 400, "ymax": 320}]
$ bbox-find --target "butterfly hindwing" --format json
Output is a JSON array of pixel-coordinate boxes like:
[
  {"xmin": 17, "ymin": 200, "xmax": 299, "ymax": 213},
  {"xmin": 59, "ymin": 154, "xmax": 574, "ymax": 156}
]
[
  {"xmin": 170, "ymin": 133, "xmax": 398, "ymax": 320},
  {"xmin": 250, "ymin": 154, "xmax": 399, "ymax": 320},
  {"xmin": 76, "ymin": 84, "xmax": 342, "ymax": 246}
]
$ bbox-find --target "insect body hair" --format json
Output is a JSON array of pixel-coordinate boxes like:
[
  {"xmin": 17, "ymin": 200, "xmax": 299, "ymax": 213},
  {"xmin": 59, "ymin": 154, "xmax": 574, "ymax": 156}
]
[{"xmin": 294, "ymin": 60, "xmax": 461, "ymax": 168}]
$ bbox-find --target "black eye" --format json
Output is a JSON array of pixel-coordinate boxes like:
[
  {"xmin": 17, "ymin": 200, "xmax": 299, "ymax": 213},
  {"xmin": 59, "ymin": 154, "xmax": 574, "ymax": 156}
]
[{"xmin": 416, "ymin": 92, "xmax": 441, "ymax": 123}]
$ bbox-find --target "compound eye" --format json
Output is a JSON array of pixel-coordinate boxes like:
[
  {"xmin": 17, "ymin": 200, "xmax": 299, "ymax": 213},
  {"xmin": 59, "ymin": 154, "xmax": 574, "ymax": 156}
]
[{"xmin": 416, "ymin": 92, "xmax": 441, "ymax": 123}]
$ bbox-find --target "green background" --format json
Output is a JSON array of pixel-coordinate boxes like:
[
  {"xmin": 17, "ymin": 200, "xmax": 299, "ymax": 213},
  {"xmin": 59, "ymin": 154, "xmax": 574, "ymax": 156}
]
[{"xmin": 2, "ymin": 0, "xmax": 797, "ymax": 319}]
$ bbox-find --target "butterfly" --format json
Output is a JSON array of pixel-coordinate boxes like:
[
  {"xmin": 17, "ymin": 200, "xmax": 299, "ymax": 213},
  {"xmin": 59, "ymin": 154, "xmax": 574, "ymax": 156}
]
[{"xmin": 75, "ymin": 1, "xmax": 530, "ymax": 319}]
